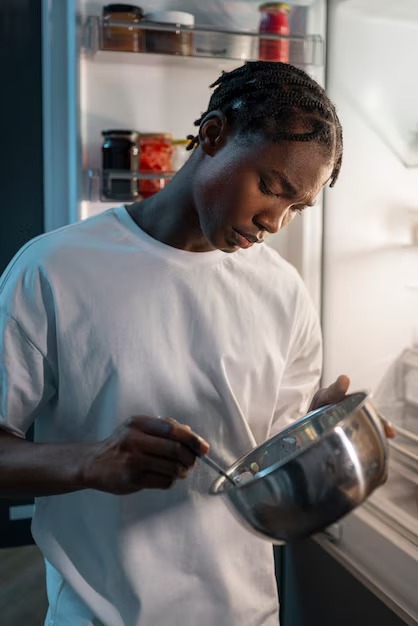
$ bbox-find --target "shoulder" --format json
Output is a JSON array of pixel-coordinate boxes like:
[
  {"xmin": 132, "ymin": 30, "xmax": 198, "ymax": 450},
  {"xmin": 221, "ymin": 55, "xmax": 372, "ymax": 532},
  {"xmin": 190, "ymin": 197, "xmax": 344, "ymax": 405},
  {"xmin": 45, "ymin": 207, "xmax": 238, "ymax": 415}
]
[
  {"xmin": 0, "ymin": 209, "xmax": 120, "ymax": 305},
  {"xmin": 2, "ymin": 209, "xmax": 117, "ymax": 279},
  {"xmin": 238, "ymin": 242, "xmax": 313, "ymax": 306},
  {"xmin": 253, "ymin": 246, "xmax": 322, "ymax": 354},
  {"xmin": 255, "ymin": 242, "xmax": 303, "ymax": 281},
  {"xmin": 236, "ymin": 243, "xmax": 321, "ymax": 342}
]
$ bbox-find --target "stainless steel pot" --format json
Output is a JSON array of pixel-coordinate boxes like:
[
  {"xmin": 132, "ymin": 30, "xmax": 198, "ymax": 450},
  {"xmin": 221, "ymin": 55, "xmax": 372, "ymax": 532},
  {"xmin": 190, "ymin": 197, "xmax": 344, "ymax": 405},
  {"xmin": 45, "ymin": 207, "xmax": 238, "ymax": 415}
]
[{"xmin": 209, "ymin": 391, "xmax": 388, "ymax": 544}]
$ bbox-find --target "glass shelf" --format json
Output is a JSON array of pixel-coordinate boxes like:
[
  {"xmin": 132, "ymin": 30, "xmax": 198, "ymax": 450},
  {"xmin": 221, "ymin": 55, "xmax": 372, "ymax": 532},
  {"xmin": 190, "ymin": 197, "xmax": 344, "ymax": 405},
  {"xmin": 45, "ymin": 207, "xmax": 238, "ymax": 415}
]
[
  {"xmin": 83, "ymin": 16, "xmax": 324, "ymax": 67},
  {"xmin": 366, "ymin": 427, "xmax": 418, "ymax": 546},
  {"xmin": 84, "ymin": 168, "xmax": 175, "ymax": 203}
]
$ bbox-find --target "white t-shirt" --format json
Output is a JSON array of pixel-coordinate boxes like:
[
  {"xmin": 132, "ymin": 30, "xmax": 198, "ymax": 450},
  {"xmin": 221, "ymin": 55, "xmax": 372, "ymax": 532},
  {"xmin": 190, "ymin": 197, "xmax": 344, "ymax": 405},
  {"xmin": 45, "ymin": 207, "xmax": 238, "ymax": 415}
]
[{"xmin": 0, "ymin": 206, "xmax": 322, "ymax": 626}]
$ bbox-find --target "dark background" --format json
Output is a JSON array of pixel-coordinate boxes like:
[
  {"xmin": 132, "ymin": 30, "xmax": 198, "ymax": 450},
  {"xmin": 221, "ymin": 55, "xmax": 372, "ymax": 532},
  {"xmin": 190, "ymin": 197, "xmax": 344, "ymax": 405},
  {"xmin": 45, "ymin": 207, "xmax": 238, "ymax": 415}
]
[
  {"xmin": 0, "ymin": 0, "xmax": 43, "ymax": 547},
  {"xmin": 0, "ymin": 0, "xmax": 44, "ymax": 275}
]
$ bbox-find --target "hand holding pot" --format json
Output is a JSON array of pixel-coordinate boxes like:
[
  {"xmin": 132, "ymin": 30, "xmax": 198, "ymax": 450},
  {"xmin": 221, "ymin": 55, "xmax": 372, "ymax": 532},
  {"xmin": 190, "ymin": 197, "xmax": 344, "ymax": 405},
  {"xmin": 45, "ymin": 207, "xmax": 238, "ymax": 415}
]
[{"xmin": 309, "ymin": 374, "xmax": 396, "ymax": 438}]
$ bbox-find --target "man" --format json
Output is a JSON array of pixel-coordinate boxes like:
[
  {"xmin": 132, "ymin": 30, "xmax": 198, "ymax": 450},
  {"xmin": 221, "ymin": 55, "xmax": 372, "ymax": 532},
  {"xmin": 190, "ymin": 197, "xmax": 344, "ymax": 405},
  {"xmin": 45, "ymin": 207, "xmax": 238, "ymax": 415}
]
[{"xmin": 0, "ymin": 61, "xmax": 393, "ymax": 626}]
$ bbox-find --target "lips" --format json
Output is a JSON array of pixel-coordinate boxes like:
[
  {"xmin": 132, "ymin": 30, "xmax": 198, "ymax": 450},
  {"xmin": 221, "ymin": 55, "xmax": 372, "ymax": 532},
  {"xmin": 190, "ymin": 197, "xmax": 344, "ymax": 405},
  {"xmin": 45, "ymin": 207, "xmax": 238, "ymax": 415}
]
[{"xmin": 232, "ymin": 228, "xmax": 264, "ymax": 249}]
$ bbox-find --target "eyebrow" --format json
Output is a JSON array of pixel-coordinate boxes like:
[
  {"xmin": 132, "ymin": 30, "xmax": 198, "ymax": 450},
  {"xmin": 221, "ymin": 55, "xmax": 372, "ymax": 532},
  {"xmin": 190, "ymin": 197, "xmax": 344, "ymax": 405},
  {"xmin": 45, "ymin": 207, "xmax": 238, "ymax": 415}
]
[
  {"xmin": 269, "ymin": 169, "xmax": 315, "ymax": 207},
  {"xmin": 270, "ymin": 170, "xmax": 299, "ymax": 197}
]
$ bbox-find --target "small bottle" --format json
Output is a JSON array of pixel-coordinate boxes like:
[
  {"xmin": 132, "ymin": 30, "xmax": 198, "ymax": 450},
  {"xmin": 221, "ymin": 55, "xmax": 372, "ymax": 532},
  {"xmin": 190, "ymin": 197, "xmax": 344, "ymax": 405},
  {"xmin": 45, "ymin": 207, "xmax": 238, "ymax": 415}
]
[{"xmin": 258, "ymin": 3, "xmax": 290, "ymax": 63}]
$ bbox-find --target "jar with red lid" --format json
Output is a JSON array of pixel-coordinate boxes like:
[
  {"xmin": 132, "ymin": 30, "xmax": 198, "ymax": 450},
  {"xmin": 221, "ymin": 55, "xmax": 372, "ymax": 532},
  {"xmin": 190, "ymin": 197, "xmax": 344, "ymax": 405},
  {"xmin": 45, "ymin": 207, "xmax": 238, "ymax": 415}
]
[
  {"xmin": 258, "ymin": 3, "xmax": 290, "ymax": 62},
  {"xmin": 139, "ymin": 133, "xmax": 173, "ymax": 198},
  {"xmin": 102, "ymin": 4, "xmax": 144, "ymax": 52}
]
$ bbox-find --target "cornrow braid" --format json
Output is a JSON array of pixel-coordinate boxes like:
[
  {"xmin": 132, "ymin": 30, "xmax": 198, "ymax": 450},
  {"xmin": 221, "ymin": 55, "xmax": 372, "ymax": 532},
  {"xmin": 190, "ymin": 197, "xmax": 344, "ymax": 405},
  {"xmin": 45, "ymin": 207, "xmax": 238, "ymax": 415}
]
[{"xmin": 187, "ymin": 61, "xmax": 343, "ymax": 187}]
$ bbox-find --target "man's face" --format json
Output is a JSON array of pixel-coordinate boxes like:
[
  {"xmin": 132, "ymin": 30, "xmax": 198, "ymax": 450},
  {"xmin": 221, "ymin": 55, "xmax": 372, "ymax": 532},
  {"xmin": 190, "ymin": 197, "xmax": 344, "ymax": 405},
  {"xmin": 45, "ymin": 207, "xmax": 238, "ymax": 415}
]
[{"xmin": 192, "ymin": 132, "xmax": 334, "ymax": 253}]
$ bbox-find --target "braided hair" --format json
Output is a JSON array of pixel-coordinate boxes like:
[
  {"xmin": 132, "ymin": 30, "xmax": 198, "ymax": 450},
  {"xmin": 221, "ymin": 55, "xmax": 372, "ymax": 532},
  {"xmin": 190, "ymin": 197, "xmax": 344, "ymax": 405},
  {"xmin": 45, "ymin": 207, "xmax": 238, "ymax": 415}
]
[{"xmin": 187, "ymin": 61, "xmax": 343, "ymax": 187}]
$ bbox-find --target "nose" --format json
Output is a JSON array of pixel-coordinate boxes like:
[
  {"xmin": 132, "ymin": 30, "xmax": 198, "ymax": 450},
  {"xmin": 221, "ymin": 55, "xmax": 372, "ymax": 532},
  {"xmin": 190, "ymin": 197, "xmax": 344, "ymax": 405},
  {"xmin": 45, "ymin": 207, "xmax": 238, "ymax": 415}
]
[{"xmin": 253, "ymin": 205, "xmax": 292, "ymax": 235}]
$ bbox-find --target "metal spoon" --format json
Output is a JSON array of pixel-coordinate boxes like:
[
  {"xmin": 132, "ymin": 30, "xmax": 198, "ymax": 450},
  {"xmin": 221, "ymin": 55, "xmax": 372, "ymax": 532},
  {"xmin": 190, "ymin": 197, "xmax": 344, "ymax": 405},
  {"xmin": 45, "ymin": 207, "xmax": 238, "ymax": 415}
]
[
  {"xmin": 156, "ymin": 416, "xmax": 237, "ymax": 486},
  {"xmin": 199, "ymin": 453, "xmax": 236, "ymax": 486}
]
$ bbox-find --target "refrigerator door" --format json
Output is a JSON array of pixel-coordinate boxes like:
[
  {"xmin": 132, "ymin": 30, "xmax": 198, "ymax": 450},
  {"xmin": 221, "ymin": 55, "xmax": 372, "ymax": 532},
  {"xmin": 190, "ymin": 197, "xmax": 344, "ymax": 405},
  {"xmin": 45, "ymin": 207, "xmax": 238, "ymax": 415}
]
[
  {"xmin": 42, "ymin": 0, "xmax": 81, "ymax": 232},
  {"xmin": 0, "ymin": 0, "xmax": 45, "ymax": 549},
  {"xmin": 321, "ymin": 0, "xmax": 418, "ymax": 622}
]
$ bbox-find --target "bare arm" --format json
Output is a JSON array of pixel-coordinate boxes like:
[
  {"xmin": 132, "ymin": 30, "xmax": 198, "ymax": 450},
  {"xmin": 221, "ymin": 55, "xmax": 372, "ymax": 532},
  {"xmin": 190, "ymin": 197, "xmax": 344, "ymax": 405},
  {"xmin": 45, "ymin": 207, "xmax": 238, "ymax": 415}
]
[
  {"xmin": 0, "ymin": 428, "xmax": 92, "ymax": 498},
  {"xmin": 0, "ymin": 417, "xmax": 209, "ymax": 498}
]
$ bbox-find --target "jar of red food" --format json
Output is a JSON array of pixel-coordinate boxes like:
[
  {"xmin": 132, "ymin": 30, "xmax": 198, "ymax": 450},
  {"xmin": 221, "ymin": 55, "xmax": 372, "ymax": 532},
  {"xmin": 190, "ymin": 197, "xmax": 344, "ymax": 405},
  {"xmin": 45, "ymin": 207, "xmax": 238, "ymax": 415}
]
[
  {"xmin": 258, "ymin": 3, "xmax": 290, "ymax": 62},
  {"xmin": 139, "ymin": 133, "xmax": 173, "ymax": 198}
]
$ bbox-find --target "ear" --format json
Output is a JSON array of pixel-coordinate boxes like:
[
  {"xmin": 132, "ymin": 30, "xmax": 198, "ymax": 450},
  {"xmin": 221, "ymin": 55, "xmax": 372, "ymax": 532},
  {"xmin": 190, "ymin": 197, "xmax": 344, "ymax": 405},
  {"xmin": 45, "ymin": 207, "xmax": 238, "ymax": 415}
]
[{"xmin": 199, "ymin": 111, "xmax": 229, "ymax": 156}]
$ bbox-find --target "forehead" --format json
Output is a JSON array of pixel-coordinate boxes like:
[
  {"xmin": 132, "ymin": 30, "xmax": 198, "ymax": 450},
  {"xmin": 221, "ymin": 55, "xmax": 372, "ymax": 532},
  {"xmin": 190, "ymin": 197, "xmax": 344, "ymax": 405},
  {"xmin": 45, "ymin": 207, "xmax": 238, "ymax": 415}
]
[{"xmin": 235, "ymin": 134, "xmax": 334, "ymax": 195}]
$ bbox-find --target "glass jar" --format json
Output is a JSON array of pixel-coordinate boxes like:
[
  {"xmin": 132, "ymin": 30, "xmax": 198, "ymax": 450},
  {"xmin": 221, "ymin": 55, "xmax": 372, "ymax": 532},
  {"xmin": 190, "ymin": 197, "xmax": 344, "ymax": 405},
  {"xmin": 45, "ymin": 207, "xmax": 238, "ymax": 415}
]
[
  {"xmin": 144, "ymin": 11, "xmax": 194, "ymax": 56},
  {"xmin": 139, "ymin": 133, "xmax": 173, "ymax": 198},
  {"xmin": 258, "ymin": 3, "xmax": 290, "ymax": 62},
  {"xmin": 101, "ymin": 129, "xmax": 140, "ymax": 200},
  {"xmin": 102, "ymin": 4, "xmax": 144, "ymax": 52}
]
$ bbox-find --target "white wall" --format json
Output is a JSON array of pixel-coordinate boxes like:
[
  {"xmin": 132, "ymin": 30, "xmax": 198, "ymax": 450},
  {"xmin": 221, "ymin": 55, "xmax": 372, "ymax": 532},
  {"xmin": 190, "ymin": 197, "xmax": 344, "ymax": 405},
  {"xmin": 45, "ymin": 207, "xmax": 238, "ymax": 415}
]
[{"xmin": 322, "ymin": 0, "xmax": 418, "ymax": 391}]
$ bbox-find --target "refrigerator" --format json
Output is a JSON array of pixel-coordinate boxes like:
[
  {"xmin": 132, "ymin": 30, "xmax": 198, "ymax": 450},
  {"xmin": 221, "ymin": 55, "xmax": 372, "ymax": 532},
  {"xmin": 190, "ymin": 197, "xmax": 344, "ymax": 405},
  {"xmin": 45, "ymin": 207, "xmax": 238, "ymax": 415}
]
[
  {"xmin": 0, "ymin": 0, "xmax": 45, "ymax": 550},
  {"xmin": 3, "ymin": 0, "xmax": 418, "ymax": 623}
]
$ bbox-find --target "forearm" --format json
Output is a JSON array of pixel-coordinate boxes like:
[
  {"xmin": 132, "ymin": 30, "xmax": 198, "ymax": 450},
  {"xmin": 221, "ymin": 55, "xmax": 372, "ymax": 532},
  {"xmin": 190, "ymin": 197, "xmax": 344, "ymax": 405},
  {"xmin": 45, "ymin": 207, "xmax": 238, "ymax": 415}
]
[
  {"xmin": 0, "ymin": 429, "xmax": 92, "ymax": 498},
  {"xmin": 0, "ymin": 415, "xmax": 209, "ymax": 498}
]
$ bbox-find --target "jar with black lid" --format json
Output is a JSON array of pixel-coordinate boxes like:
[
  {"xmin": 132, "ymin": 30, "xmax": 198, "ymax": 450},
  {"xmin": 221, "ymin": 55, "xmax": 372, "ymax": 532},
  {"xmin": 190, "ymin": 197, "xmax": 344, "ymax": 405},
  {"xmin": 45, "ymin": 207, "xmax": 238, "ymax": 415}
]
[
  {"xmin": 102, "ymin": 4, "xmax": 144, "ymax": 52},
  {"xmin": 101, "ymin": 130, "xmax": 140, "ymax": 201}
]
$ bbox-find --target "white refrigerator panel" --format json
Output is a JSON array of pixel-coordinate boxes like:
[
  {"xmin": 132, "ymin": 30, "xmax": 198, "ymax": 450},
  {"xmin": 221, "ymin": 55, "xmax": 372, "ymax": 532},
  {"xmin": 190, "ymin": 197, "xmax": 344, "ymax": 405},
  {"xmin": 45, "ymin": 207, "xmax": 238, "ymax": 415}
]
[{"xmin": 323, "ymin": 0, "xmax": 418, "ymax": 391}]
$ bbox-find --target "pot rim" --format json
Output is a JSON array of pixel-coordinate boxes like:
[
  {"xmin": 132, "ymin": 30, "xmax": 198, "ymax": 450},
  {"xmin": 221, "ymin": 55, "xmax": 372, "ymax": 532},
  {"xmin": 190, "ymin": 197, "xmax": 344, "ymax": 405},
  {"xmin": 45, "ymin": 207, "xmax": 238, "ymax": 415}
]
[{"xmin": 209, "ymin": 389, "xmax": 387, "ymax": 496}]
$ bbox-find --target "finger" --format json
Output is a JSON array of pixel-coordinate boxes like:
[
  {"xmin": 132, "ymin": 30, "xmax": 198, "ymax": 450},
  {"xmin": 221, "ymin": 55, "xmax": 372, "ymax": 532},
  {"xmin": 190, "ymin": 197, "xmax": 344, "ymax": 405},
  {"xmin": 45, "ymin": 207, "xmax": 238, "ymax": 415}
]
[
  {"xmin": 310, "ymin": 375, "xmax": 351, "ymax": 410},
  {"xmin": 135, "ymin": 432, "xmax": 198, "ymax": 468},
  {"xmin": 136, "ymin": 473, "xmax": 178, "ymax": 491},
  {"xmin": 165, "ymin": 417, "xmax": 210, "ymax": 456},
  {"xmin": 324, "ymin": 375, "xmax": 351, "ymax": 402},
  {"xmin": 129, "ymin": 451, "xmax": 191, "ymax": 479},
  {"xmin": 128, "ymin": 416, "xmax": 209, "ymax": 456}
]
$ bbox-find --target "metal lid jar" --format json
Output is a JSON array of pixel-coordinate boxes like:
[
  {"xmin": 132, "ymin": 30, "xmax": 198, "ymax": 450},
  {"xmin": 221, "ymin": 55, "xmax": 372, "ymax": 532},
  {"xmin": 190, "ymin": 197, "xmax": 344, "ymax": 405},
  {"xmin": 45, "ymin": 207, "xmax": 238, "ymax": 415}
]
[
  {"xmin": 101, "ymin": 129, "xmax": 140, "ymax": 200},
  {"xmin": 143, "ymin": 11, "xmax": 195, "ymax": 56}
]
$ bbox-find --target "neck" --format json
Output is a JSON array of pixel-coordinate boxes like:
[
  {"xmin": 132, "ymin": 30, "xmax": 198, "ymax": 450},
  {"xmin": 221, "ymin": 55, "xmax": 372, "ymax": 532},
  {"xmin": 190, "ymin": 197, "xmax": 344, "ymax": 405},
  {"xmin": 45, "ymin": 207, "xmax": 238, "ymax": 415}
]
[{"xmin": 127, "ymin": 150, "xmax": 214, "ymax": 253}]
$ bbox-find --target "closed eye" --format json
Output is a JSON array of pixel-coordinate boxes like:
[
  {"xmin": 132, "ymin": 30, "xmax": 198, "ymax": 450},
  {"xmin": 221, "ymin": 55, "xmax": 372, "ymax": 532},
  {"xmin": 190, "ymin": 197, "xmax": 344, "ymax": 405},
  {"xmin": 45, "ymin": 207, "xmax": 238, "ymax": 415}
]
[
  {"xmin": 291, "ymin": 200, "xmax": 316, "ymax": 213},
  {"xmin": 258, "ymin": 178, "xmax": 280, "ymax": 197},
  {"xmin": 259, "ymin": 178, "xmax": 316, "ymax": 212}
]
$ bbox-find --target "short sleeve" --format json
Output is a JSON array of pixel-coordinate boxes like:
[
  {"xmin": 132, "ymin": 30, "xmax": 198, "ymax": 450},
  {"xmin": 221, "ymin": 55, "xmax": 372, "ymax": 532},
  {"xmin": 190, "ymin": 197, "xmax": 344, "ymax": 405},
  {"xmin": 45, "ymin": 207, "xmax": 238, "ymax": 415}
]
[
  {"xmin": 270, "ymin": 291, "xmax": 323, "ymax": 436},
  {"xmin": 0, "ymin": 313, "xmax": 56, "ymax": 437},
  {"xmin": 0, "ymin": 242, "xmax": 57, "ymax": 438}
]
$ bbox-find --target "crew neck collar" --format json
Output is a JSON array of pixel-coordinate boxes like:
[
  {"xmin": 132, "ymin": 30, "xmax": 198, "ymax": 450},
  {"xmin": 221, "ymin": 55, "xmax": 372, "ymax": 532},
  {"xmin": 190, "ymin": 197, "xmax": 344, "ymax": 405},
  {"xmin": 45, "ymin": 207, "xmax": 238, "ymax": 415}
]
[{"xmin": 114, "ymin": 204, "xmax": 243, "ymax": 266}]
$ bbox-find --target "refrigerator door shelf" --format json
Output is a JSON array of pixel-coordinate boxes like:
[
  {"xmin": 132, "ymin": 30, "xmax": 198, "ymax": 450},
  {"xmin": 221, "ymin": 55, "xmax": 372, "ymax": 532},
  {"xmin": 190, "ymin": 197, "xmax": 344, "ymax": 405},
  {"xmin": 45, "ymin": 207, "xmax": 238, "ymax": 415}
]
[
  {"xmin": 84, "ymin": 168, "xmax": 176, "ymax": 203},
  {"xmin": 365, "ymin": 468, "xmax": 418, "ymax": 547},
  {"xmin": 82, "ymin": 16, "xmax": 324, "ymax": 67}
]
